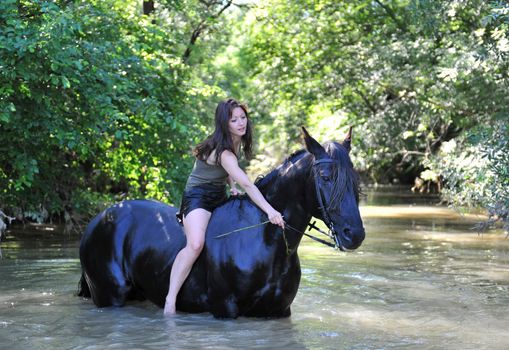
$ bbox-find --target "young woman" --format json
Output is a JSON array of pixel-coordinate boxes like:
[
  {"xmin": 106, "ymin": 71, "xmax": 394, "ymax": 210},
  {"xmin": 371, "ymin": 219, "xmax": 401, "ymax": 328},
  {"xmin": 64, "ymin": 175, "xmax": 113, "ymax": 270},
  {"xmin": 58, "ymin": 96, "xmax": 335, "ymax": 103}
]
[{"xmin": 163, "ymin": 98, "xmax": 285, "ymax": 315}]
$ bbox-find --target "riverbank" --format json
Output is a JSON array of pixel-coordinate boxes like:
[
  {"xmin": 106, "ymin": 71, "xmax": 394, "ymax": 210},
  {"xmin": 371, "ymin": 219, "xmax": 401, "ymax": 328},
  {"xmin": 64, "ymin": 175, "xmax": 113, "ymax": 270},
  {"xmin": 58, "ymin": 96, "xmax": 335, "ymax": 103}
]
[
  {"xmin": 2, "ymin": 186, "xmax": 502, "ymax": 240},
  {"xmin": 3, "ymin": 222, "xmax": 71, "ymax": 239}
]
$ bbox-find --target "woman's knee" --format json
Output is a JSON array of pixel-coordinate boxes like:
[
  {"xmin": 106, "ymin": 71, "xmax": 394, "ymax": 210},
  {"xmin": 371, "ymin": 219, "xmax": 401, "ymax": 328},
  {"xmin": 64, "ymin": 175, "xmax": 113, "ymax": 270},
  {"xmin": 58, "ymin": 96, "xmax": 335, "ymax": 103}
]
[
  {"xmin": 186, "ymin": 239, "xmax": 204, "ymax": 255},
  {"xmin": 182, "ymin": 209, "xmax": 210, "ymax": 256}
]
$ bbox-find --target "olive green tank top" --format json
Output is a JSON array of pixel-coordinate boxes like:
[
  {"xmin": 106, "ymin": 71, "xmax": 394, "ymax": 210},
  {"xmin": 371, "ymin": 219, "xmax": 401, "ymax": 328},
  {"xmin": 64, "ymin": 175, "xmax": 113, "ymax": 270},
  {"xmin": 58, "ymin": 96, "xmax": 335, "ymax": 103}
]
[{"xmin": 185, "ymin": 158, "xmax": 229, "ymax": 190}]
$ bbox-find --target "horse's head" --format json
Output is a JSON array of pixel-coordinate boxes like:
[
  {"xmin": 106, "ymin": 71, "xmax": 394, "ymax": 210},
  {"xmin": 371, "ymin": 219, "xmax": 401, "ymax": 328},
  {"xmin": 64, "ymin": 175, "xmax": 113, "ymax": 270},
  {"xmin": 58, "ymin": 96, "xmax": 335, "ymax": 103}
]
[{"xmin": 302, "ymin": 127, "xmax": 365, "ymax": 251}]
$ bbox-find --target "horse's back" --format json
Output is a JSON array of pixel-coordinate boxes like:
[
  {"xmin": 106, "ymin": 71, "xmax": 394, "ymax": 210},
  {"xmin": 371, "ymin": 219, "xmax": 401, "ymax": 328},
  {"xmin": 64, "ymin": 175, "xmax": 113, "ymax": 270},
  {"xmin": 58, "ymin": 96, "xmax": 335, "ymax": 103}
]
[
  {"xmin": 80, "ymin": 199, "xmax": 182, "ymax": 253},
  {"xmin": 205, "ymin": 196, "xmax": 271, "ymax": 263}
]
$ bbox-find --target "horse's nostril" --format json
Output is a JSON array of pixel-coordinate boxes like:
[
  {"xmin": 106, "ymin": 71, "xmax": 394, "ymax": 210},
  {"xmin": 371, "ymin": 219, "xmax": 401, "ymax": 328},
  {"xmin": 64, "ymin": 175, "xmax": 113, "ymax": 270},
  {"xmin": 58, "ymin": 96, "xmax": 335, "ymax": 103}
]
[
  {"xmin": 342, "ymin": 228, "xmax": 353, "ymax": 243},
  {"xmin": 340, "ymin": 227, "xmax": 365, "ymax": 250},
  {"xmin": 343, "ymin": 227, "xmax": 365, "ymax": 250}
]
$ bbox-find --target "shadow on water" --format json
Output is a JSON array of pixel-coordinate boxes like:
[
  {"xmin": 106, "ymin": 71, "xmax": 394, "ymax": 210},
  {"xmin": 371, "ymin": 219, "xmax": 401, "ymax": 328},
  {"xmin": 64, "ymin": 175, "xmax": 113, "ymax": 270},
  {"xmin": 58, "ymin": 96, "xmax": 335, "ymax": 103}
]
[{"xmin": 1, "ymin": 187, "xmax": 508, "ymax": 349}]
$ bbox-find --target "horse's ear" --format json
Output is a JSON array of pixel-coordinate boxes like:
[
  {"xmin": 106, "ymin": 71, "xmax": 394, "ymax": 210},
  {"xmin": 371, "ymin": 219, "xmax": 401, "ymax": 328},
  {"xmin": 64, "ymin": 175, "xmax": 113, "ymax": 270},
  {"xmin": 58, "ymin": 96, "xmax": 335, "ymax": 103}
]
[
  {"xmin": 301, "ymin": 127, "xmax": 326, "ymax": 157},
  {"xmin": 342, "ymin": 126, "xmax": 353, "ymax": 153}
]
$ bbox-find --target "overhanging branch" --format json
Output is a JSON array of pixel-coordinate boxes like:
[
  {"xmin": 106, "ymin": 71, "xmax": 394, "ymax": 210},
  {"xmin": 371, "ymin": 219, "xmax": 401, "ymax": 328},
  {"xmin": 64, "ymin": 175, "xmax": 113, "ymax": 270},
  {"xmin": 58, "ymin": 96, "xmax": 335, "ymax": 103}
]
[{"xmin": 182, "ymin": 0, "xmax": 233, "ymax": 64}]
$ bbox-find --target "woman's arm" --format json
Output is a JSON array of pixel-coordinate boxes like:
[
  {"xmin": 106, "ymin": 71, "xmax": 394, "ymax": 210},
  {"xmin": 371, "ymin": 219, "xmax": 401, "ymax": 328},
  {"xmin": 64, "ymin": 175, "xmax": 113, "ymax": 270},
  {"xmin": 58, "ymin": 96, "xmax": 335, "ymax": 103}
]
[
  {"xmin": 227, "ymin": 175, "xmax": 240, "ymax": 196},
  {"xmin": 221, "ymin": 150, "xmax": 284, "ymax": 228}
]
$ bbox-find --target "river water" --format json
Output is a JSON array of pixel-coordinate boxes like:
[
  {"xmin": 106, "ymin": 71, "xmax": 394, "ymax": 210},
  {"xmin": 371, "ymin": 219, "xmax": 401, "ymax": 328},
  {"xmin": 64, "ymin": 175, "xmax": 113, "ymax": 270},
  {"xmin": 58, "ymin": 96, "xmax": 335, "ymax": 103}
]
[{"xmin": 1, "ymin": 188, "xmax": 508, "ymax": 349}]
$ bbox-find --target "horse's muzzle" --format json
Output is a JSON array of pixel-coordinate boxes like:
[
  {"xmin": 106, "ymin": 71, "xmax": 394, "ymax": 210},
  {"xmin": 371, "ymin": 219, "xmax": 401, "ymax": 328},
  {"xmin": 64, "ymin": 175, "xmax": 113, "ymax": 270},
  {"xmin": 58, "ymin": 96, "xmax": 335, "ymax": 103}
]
[{"xmin": 335, "ymin": 226, "xmax": 365, "ymax": 251}]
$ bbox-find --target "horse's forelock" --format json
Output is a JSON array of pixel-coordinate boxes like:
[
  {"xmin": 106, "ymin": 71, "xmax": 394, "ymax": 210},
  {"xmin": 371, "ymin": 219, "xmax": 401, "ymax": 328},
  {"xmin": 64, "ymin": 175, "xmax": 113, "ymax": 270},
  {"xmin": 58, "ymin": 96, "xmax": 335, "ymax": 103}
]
[{"xmin": 323, "ymin": 141, "xmax": 350, "ymax": 165}]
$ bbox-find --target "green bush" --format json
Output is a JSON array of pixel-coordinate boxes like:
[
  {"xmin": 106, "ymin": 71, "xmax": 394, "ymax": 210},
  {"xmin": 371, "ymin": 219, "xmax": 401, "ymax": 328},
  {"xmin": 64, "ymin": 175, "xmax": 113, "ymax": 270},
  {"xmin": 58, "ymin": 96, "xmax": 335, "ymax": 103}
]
[
  {"xmin": 428, "ymin": 121, "xmax": 508, "ymax": 232},
  {"xmin": 0, "ymin": 0, "xmax": 195, "ymax": 229}
]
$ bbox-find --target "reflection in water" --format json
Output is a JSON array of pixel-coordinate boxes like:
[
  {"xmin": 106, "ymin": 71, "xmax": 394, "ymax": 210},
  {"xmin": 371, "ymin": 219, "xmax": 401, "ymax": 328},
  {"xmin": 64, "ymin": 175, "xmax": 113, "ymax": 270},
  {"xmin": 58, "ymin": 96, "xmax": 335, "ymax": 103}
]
[{"xmin": 0, "ymin": 190, "xmax": 508, "ymax": 349}]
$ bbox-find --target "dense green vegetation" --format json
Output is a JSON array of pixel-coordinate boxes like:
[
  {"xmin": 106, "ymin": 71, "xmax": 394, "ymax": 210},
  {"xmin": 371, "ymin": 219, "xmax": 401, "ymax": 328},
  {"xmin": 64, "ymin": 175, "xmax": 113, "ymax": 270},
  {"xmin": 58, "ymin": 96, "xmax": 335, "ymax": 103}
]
[{"xmin": 0, "ymin": 0, "xmax": 507, "ymax": 233}]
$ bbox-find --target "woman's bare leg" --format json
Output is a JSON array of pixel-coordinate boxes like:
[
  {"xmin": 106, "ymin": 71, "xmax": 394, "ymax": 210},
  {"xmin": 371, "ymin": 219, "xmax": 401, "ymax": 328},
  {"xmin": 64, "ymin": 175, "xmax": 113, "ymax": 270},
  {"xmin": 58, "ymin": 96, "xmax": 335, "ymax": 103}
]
[{"xmin": 164, "ymin": 209, "xmax": 211, "ymax": 315}]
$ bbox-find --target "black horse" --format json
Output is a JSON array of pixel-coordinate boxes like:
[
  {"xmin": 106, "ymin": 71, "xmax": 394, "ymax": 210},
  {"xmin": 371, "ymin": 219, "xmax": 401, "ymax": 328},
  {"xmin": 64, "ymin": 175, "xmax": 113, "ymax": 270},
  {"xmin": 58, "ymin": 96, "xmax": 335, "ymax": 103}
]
[{"xmin": 78, "ymin": 127, "xmax": 365, "ymax": 318}]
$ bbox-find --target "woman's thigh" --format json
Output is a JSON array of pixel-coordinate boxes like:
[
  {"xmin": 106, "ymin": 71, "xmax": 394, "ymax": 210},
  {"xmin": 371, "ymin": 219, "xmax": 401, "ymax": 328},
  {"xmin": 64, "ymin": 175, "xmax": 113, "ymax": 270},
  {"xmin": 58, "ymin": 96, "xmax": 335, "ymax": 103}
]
[{"xmin": 182, "ymin": 208, "xmax": 212, "ymax": 245}]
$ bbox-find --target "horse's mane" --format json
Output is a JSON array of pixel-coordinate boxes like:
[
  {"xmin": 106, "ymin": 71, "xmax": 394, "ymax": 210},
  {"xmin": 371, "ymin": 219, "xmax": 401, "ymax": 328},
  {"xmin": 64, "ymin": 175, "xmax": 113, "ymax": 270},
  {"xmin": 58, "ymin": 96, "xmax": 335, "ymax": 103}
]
[
  {"xmin": 254, "ymin": 149, "xmax": 308, "ymax": 190},
  {"xmin": 322, "ymin": 141, "xmax": 360, "ymax": 207},
  {"xmin": 255, "ymin": 141, "xmax": 360, "ymax": 205}
]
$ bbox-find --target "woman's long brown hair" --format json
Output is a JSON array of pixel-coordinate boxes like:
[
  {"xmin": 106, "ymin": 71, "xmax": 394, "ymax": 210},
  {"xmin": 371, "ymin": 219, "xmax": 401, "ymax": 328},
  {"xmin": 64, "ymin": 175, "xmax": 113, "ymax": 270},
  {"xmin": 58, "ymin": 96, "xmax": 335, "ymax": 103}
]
[{"xmin": 194, "ymin": 98, "xmax": 253, "ymax": 164}]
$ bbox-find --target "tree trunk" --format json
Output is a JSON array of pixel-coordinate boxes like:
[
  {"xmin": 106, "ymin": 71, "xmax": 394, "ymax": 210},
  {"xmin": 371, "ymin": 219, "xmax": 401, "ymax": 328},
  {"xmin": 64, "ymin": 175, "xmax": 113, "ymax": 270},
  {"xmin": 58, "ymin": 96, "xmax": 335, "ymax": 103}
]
[{"xmin": 143, "ymin": 1, "xmax": 155, "ymax": 15}]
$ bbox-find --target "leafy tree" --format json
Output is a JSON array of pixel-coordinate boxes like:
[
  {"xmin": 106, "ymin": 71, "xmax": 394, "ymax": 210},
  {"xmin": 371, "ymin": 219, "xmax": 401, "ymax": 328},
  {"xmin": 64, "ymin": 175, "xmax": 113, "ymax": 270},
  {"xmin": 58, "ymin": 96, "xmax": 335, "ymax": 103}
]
[
  {"xmin": 0, "ymin": 0, "xmax": 194, "ymax": 229},
  {"xmin": 216, "ymin": 0, "xmax": 508, "ymax": 230},
  {"xmin": 426, "ymin": 1, "xmax": 509, "ymax": 231},
  {"xmin": 1, "ymin": 0, "xmax": 507, "ymax": 234},
  {"xmin": 223, "ymin": 1, "xmax": 504, "ymax": 175}
]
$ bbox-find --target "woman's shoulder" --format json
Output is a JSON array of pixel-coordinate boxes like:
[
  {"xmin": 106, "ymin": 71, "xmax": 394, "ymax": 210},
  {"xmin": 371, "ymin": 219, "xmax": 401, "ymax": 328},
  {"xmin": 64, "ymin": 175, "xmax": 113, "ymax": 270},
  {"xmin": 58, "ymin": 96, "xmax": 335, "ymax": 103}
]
[
  {"xmin": 219, "ymin": 149, "xmax": 238, "ymax": 161},
  {"xmin": 203, "ymin": 149, "xmax": 234, "ymax": 166}
]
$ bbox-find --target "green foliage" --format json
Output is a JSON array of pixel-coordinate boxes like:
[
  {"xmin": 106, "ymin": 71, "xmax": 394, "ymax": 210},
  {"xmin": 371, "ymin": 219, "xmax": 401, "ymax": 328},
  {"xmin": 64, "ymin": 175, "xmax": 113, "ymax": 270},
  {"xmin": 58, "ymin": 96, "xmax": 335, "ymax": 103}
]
[
  {"xmin": 423, "ymin": 1, "xmax": 509, "ymax": 231},
  {"xmin": 428, "ymin": 121, "xmax": 509, "ymax": 231},
  {"xmin": 1, "ymin": 0, "xmax": 507, "ymax": 234},
  {"xmin": 223, "ymin": 0, "xmax": 507, "ymax": 182},
  {"xmin": 0, "ymin": 0, "xmax": 211, "ymax": 228},
  {"xmin": 211, "ymin": 0, "xmax": 508, "ymax": 229}
]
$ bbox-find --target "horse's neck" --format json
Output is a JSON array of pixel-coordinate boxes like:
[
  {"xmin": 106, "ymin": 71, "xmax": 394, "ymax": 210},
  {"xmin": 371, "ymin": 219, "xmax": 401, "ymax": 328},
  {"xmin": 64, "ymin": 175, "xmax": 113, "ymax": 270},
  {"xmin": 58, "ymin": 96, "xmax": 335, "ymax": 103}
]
[
  {"xmin": 259, "ymin": 153, "xmax": 308, "ymax": 197},
  {"xmin": 259, "ymin": 153, "xmax": 313, "ymax": 233}
]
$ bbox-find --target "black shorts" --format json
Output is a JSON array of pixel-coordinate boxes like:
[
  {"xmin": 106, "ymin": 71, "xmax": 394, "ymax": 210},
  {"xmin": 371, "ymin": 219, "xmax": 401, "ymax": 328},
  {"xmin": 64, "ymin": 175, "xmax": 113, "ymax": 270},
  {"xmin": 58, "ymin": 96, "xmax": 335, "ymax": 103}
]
[{"xmin": 176, "ymin": 183, "xmax": 228, "ymax": 224}]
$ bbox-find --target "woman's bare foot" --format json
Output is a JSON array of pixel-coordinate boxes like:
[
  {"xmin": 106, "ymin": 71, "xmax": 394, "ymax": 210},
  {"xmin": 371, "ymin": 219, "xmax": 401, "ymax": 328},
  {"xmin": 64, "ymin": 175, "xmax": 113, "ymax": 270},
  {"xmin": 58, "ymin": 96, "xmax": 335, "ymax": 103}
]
[{"xmin": 163, "ymin": 301, "xmax": 176, "ymax": 316}]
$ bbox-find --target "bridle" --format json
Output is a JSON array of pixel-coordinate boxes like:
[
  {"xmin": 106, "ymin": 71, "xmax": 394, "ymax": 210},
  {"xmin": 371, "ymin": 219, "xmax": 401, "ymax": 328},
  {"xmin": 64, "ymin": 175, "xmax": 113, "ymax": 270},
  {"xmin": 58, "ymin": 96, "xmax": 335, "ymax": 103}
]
[{"xmin": 310, "ymin": 158, "xmax": 346, "ymax": 251}]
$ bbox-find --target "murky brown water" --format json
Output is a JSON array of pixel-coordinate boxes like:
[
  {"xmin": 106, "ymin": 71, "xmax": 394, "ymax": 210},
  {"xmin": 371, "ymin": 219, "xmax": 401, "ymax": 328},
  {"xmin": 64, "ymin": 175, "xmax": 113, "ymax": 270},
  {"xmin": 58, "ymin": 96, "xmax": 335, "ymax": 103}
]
[{"xmin": 1, "ymin": 188, "xmax": 508, "ymax": 349}]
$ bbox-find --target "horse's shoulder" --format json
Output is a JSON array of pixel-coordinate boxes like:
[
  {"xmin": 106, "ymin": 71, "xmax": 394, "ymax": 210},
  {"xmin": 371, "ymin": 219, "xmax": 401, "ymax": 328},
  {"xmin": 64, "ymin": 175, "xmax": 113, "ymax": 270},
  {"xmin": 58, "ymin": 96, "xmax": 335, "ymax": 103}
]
[{"xmin": 205, "ymin": 196, "xmax": 268, "ymax": 253}]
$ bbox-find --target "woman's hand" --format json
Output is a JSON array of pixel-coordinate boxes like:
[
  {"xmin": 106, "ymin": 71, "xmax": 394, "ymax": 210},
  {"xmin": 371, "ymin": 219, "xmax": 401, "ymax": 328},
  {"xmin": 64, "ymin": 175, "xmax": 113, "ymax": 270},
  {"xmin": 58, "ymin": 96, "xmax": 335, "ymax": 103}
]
[
  {"xmin": 228, "ymin": 176, "xmax": 242, "ymax": 196},
  {"xmin": 230, "ymin": 184, "xmax": 242, "ymax": 196},
  {"xmin": 267, "ymin": 208, "xmax": 285, "ymax": 229}
]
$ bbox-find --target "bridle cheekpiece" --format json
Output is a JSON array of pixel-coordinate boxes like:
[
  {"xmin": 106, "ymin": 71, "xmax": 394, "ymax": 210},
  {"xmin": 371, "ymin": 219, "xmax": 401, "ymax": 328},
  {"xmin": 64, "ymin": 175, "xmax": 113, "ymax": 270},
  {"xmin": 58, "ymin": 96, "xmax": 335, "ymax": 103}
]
[{"xmin": 310, "ymin": 158, "xmax": 346, "ymax": 251}]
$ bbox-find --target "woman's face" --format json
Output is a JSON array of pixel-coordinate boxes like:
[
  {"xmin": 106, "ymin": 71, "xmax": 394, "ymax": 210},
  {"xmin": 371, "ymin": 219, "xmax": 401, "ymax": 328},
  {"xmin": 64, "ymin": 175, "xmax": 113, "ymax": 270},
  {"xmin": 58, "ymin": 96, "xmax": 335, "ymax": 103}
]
[{"xmin": 228, "ymin": 107, "xmax": 247, "ymax": 139}]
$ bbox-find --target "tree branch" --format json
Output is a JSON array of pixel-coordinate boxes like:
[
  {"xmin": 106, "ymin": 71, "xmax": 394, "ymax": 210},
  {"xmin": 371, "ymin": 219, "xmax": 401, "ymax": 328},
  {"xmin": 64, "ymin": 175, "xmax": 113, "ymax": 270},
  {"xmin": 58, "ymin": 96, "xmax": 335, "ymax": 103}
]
[
  {"xmin": 182, "ymin": 0, "xmax": 233, "ymax": 64},
  {"xmin": 374, "ymin": 0, "xmax": 406, "ymax": 32},
  {"xmin": 354, "ymin": 88, "xmax": 378, "ymax": 114},
  {"xmin": 143, "ymin": 1, "xmax": 155, "ymax": 15}
]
